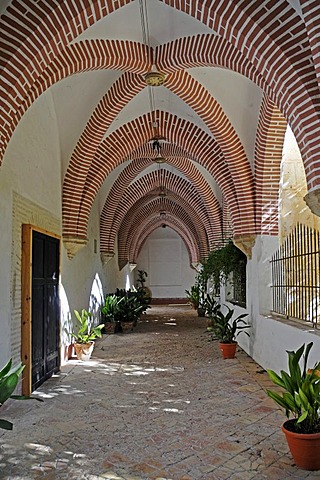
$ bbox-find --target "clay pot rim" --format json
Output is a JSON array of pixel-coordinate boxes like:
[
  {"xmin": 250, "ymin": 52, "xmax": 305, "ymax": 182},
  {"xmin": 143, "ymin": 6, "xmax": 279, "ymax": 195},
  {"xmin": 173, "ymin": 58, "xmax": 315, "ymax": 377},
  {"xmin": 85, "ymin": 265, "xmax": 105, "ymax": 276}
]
[{"xmin": 282, "ymin": 419, "xmax": 320, "ymax": 438}]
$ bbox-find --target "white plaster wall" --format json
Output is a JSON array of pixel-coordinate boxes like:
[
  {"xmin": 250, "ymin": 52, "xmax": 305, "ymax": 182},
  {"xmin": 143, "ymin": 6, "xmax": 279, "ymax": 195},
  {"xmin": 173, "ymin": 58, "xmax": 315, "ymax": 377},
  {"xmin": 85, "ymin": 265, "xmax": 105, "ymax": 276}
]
[
  {"xmin": 136, "ymin": 227, "xmax": 196, "ymax": 298},
  {"xmin": 0, "ymin": 88, "xmax": 127, "ymax": 369},
  {"xmin": 226, "ymin": 235, "xmax": 320, "ymax": 375},
  {"xmin": 0, "ymin": 90, "xmax": 62, "ymax": 369}
]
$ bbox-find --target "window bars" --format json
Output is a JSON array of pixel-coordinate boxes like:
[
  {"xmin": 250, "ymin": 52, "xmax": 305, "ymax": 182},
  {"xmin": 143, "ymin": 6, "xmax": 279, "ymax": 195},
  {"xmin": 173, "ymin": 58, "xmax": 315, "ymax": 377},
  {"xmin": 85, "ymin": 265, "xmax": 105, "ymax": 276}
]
[{"xmin": 270, "ymin": 223, "xmax": 320, "ymax": 327}]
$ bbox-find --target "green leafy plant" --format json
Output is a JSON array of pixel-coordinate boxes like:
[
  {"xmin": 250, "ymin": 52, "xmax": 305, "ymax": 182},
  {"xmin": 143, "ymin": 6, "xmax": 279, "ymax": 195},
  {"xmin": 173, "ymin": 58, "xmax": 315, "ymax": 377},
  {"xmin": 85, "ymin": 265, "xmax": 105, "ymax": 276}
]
[
  {"xmin": 266, "ymin": 342, "xmax": 320, "ymax": 434},
  {"xmin": 202, "ymin": 240, "xmax": 246, "ymax": 290},
  {"xmin": 112, "ymin": 289, "xmax": 150, "ymax": 323},
  {"xmin": 72, "ymin": 309, "xmax": 104, "ymax": 343},
  {"xmin": 116, "ymin": 292, "xmax": 145, "ymax": 323},
  {"xmin": 205, "ymin": 294, "xmax": 220, "ymax": 319},
  {"xmin": 0, "ymin": 360, "xmax": 43, "ymax": 430},
  {"xmin": 101, "ymin": 294, "xmax": 124, "ymax": 322},
  {"xmin": 211, "ymin": 305, "xmax": 249, "ymax": 343}
]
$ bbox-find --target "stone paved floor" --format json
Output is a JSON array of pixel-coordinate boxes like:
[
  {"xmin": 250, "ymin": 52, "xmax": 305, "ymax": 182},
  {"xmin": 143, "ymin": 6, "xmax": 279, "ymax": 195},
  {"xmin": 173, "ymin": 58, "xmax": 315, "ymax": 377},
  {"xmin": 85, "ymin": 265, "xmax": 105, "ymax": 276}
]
[{"xmin": 1, "ymin": 305, "xmax": 319, "ymax": 480}]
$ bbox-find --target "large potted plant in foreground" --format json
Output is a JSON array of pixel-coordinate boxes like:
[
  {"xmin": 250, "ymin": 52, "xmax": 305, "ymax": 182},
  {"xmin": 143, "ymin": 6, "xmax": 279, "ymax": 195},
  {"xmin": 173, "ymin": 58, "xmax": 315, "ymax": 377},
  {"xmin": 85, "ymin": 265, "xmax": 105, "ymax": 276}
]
[
  {"xmin": 211, "ymin": 305, "xmax": 249, "ymax": 359},
  {"xmin": 72, "ymin": 309, "xmax": 104, "ymax": 360},
  {"xmin": 266, "ymin": 342, "xmax": 320, "ymax": 470}
]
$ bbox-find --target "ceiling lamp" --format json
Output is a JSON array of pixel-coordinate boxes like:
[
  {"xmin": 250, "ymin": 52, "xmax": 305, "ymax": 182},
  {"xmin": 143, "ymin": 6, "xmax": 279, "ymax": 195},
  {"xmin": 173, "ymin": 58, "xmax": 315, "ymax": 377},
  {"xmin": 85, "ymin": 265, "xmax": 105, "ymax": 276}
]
[
  {"xmin": 152, "ymin": 139, "xmax": 166, "ymax": 164},
  {"xmin": 154, "ymin": 155, "xmax": 166, "ymax": 164},
  {"xmin": 145, "ymin": 70, "xmax": 166, "ymax": 87},
  {"xmin": 159, "ymin": 186, "xmax": 167, "ymax": 198}
]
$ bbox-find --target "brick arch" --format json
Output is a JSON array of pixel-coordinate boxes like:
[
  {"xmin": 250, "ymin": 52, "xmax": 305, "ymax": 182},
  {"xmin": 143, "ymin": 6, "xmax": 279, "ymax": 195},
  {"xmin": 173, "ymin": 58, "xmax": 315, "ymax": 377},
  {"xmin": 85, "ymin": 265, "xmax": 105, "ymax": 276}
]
[
  {"xmin": 0, "ymin": 0, "xmax": 134, "ymax": 161},
  {"xmin": 119, "ymin": 197, "xmax": 207, "ymax": 257},
  {"xmin": 156, "ymin": 24, "xmax": 320, "ymax": 190},
  {"xmin": 100, "ymin": 150, "xmax": 222, "ymax": 254},
  {"xmin": 301, "ymin": 1, "xmax": 320, "ymax": 88},
  {"xmin": 1, "ymin": 39, "xmax": 149, "ymax": 165},
  {"xmin": 129, "ymin": 216, "xmax": 200, "ymax": 266},
  {"xmin": 65, "ymin": 110, "xmax": 241, "ymax": 242},
  {"xmin": 63, "ymin": 71, "xmax": 146, "ymax": 215},
  {"xmin": 165, "ymin": 69, "xmax": 254, "ymax": 231},
  {"xmin": 255, "ymin": 95, "xmax": 287, "ymax": 236},
  {"xmin": 1, "ymin": 1, "xmax": 319, "ymax": 198},
  {"xmin": 118, "ymin": 199, "xmax": 207, "ymax": 269},
  {"xmin": 113, "ymin": 171, "xmax": 210, "ymax": 257}
]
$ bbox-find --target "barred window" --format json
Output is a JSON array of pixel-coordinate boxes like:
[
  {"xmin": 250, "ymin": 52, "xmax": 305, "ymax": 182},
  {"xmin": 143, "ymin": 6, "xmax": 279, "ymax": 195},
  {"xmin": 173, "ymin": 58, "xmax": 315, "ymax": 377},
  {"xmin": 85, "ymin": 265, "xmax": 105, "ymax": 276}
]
[
  {"xmin": 270, "ymin": 223, "xmax": 320, "ymax": 327},
  {"xmin": 231, "ymin": 262, "xmax": 246, "ymax": 307}
]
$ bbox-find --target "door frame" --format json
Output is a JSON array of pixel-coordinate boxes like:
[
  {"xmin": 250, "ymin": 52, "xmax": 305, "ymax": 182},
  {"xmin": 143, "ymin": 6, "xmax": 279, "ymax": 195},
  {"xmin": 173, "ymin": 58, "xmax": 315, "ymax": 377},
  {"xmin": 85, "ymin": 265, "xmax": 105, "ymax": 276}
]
[{"xmin": 21, "ymin": 224, "xmax": 61, "ymax": 395}]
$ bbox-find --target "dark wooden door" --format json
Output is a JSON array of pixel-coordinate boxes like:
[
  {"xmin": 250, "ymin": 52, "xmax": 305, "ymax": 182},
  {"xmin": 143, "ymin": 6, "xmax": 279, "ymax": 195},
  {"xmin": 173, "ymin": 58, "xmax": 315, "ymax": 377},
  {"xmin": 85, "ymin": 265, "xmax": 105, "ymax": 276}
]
[{"xmin": 32, "ymin": 231, "xmax": 60, "ymax": 390}]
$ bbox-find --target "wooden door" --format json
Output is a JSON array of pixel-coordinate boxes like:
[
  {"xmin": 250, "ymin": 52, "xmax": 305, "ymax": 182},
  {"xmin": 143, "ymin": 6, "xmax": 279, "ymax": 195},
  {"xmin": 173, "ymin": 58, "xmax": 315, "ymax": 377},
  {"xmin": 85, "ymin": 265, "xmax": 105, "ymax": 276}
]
[
  {"xmin": 31, "ymin": 231, "xmax": 60, "ymax": 390},
  {"xmin": 22, "ymin": 226, "xmax": 60, "ymax": 394}
]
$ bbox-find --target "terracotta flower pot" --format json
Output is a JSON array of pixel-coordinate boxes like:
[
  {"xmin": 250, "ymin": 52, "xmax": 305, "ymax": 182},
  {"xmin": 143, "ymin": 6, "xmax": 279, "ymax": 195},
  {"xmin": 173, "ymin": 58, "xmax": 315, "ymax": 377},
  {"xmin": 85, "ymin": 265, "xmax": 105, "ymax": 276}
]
[
  {"xmin": 121, "ymin": 321, "xmax": 134, "ymax": 332},
  {"xmin": 282, "ymin": 420, "xmax": 320, "ymax": 470},
  {"xmin": 74, "ymin": 341, "xmax": 94, "ymax": 361},
  {"xmin": 104, "ymin": 322, "xmax": 115, "ymax": 334},
  {"xmin": 219, "ymin": 342, "xmax": 237, "ymax": 359}
]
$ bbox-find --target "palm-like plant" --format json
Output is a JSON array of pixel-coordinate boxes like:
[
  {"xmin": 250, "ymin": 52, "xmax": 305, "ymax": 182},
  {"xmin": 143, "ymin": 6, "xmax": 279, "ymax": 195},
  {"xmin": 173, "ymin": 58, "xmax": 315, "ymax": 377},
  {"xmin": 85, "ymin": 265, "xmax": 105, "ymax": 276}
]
[
  {"xmin": 101, "ymin": 295, "xmax": 124, "ymax": 322},
  {"xmin": 211, "ymin": 305, "xmax": 249, "ymax": 343},
  {"xmin": 205, "ymin": 294, "xmax": 220, "ymax": 319},
  {"xmin": 267, "ymin": 342, "xmax": 320, "ymax": 434}
]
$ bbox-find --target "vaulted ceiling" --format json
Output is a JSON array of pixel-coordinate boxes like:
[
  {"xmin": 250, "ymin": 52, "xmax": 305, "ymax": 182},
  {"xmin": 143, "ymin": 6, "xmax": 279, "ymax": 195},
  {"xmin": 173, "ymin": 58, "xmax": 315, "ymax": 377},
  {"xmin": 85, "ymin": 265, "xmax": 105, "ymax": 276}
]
[{"xmin": 1, "ymin": 0, "xmax": 319, "ymax": 266}]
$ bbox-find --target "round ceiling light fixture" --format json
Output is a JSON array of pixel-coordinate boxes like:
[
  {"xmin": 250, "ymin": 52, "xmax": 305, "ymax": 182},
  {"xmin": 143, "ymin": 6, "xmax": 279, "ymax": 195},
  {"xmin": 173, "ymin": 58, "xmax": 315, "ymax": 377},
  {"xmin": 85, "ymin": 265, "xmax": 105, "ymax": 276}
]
[
  {"xmin": 145, "ymin": 71, "xmax": 166, "ymax": 87},
  {"xmin": 159, "ymin": 186, "xmax": 167, "ymax": 198},
  {"xmin": 154, "ymin": 155, "xmax": 166, "ymax": 164}
]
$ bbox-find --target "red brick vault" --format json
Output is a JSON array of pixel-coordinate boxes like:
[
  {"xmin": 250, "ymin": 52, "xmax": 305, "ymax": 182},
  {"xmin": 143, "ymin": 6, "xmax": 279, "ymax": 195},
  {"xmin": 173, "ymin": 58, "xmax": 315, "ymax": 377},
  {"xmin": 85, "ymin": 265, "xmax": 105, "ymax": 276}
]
[{"xmin": 1, "ymin": 1, "xmax": 320, "ymax": 264}]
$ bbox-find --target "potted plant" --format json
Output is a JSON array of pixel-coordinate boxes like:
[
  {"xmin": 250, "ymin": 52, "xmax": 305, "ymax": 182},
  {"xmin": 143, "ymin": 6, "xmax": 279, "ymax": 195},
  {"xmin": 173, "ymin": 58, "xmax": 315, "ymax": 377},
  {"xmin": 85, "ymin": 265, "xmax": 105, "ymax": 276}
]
[
  {"xmin": 101, "ymin": 294, "xmax": 124, "ymax": 334},
  {"xmin": 211, "ymin": 305, "xmax": 249, "ymax": 359},
  {"xmin": 266, "ymin": 342, "xmax": 320, "ymax": 470},
  {"xmin": 115, "ymin": 291, "xmax": 145, "ymax": 332},
  {"xmin": 72, "ymin": 309, "xmax": 104, "ymax": 360},
  {"xmin": 0, "ymin": 359, "xmax": 42, "ymax": 430}
]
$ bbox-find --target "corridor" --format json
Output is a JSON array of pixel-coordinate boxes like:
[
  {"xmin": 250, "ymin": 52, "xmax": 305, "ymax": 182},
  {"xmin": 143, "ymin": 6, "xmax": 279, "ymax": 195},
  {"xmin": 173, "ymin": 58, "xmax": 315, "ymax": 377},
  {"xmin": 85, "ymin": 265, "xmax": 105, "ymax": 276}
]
[{"xmin": 0, "ymin": 306, "xmax": 317, "ymax": 480}]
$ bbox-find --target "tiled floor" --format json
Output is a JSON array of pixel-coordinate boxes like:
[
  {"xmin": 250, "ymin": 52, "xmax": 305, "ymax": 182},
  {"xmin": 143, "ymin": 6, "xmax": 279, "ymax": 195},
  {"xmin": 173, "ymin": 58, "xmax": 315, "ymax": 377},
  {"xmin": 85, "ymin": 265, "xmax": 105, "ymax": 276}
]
[{"xmin": 1, "ymin": 306, "xmax": 319, "ymax": 479}]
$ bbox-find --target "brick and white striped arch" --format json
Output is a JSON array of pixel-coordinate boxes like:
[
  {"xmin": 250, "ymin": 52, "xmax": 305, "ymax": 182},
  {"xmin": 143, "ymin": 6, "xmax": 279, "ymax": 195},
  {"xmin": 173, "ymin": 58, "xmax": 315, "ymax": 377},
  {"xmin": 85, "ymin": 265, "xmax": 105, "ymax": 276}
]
[
  {"xmin": 0, "ymin": 1, "xmax": 135, "ymax": 161},
  {"xmin": 255, "ymin": 95, "xmax": 287, "ymax": 236},
  {"xmin": 128, "ymin": 215, "xmax": 200, "ymax": 266},
  {"xmin": 1, "ymin": 0, "xmax": 320, "ymax": 195},
  {"xmin": 65, "ymin": 110, "xmax": 241, "ymax": 241},
  {"xmin": 62, "ymin": 66, "xmax": 246, "ymax": 243},
  {"xmin": 1, "ymin": 0, "xmax": 320, "ymax": 253},
  {"xmin": 100, "ymin": 149, "xmax": 222, "ymax": 254},
  {"xmin": 118, "ymin": 196, "xmax": 208, "ymax": 253},
  {"xmin": 156, "ymin": 9, "xmax": 320, "ymax": 190},
  {"xmin": 118, "ymin": 199, "xmax": 207, "ymax": 269},
  {"xmin": 301, "ymin": 1, "xmax": 320, "ymax": 87},
  {"xmin": 63, "ymin": 70, "xmax": 146, "ymax": 215},
  {"xmin": 165, "ymin": 70, "xmax": 254, "ymax": 213},
  {"xmin": 114, "ymin": 173, "xmax": 210, "ymax": 256}
]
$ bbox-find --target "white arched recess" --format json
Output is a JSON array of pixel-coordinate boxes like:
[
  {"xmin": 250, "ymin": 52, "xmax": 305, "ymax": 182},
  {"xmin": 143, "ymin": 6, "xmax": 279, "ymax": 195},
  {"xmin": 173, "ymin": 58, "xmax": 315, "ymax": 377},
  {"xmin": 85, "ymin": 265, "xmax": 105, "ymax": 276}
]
[{"xmin": 229, "ymin": 126, "xmax": 320, "ymax": 372}]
